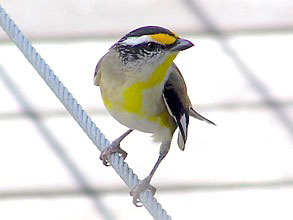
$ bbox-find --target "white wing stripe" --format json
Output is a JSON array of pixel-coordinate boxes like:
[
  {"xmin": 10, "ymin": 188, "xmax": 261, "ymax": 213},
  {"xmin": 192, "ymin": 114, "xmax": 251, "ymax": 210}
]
[
  {"xmin": 179, "ymin": 115, "xmax": 187, "ymax": 141},
  {"xmin": 162, "ymin": 93, "xmax": 176, "ymax": 119}
]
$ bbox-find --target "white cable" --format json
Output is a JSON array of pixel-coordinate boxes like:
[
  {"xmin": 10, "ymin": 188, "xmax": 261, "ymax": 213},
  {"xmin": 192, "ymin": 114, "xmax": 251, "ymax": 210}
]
[{"xmin": 0, "ymin": 6, "xmax": 171, "ymax": 220}]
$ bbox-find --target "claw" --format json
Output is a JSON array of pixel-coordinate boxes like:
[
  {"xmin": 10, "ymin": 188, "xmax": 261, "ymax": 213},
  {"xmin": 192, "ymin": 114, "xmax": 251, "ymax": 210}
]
[
  {"xmin": 129, "ymin": 176, "xmax": 156, "ymax": 207},
  {"xmin": 100, "ymin": 140, "xmax": 128, "ymax": 166}
]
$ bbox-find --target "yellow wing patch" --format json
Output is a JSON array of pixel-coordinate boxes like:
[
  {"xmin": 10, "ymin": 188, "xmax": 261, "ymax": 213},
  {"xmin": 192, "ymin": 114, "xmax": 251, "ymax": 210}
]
[{"xmin": 150, "ymin": 33, "xmax": 177, "ymax": 45}]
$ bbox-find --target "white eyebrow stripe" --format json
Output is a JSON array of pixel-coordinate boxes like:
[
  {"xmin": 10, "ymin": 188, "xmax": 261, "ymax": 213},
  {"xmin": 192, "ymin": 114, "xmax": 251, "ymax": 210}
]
[{"xmin": 121, "ymin": 35, "xmax": 157, "ymax": 46}]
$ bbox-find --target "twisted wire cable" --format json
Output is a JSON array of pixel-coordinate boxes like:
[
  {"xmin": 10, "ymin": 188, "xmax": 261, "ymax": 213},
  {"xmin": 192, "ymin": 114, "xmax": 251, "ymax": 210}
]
[{"xmin": 0, "ymin": 6, "xmax": 171, "ymax": 220}]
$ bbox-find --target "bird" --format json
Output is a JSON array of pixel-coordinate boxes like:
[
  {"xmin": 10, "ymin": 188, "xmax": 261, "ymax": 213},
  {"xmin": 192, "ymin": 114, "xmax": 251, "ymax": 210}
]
[{"xmin": 93, "ymin": 26, "xmax": 215, "ymax": 206}]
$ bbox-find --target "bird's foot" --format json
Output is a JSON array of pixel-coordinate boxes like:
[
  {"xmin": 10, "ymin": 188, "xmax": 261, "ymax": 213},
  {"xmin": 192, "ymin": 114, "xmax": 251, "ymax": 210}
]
[
  {"xmin": 100, "ymin": 140, "xmax": 128, "ymax": 166},
  {"xmin": 129, "ymin": 176, "xmax": 156, "ymax": 207}
]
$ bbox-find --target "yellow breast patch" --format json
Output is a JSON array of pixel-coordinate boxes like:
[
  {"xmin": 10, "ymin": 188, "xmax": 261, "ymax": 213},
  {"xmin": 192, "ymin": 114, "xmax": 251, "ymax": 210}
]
[
  {"xmin": 103, "ymin": 97, "xmax": 113, "ymax": 109},
  {"xmin": 122, "ymin": 53, "xmax": 177, "ymax": 115}
]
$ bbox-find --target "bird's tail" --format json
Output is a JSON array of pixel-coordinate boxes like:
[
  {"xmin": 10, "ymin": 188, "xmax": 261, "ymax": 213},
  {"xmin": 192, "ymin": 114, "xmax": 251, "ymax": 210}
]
[
  {"xmin": 177, "ymin": 132, "xmax": 186, "ymax": 151},
  {"xmin": 189, "ymin": 107, "xmax": 216, "ymax": 126}
]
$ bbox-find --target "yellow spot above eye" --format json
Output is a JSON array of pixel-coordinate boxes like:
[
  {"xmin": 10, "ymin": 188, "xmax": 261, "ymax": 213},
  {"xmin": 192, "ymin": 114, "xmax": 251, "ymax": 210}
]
[{"xmin": 150, "ymin": 33, "xmax": 177, "ymax": 45}]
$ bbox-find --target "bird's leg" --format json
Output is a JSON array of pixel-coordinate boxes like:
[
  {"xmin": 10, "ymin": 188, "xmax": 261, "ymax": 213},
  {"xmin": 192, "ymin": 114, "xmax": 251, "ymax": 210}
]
[
  {"xmin": 100, "ymin": 129, "xmax": 133, "ymax": 166},
  {"xmin": 130, "ymin": 140, "xmax": 171, "ymax": 207}
]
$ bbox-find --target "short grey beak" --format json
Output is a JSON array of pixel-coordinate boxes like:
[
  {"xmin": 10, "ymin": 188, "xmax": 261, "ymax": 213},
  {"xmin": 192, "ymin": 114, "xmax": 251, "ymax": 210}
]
[{"xmin": 170, "ymin": 38, "xmax": 194, "ymax": 52}]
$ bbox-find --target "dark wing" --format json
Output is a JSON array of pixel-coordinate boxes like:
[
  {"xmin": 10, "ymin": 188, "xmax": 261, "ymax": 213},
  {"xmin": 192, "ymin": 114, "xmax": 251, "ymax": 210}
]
[{"xmin": 162, "ymin": 64, "xmax": 190, "ymax": 151}]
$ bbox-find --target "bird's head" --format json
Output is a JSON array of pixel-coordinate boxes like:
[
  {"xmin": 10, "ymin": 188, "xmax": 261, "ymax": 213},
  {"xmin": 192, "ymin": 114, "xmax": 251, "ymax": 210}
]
[{"xmin": 112, "ymin": 26, "xmax": 194, "ymax": 66}]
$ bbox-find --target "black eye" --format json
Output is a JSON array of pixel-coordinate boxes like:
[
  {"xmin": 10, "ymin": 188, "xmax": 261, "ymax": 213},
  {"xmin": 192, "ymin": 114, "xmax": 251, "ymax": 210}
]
[{"xmin": 145, "ymin": 42, "xmax": 156, "ymax": 50}]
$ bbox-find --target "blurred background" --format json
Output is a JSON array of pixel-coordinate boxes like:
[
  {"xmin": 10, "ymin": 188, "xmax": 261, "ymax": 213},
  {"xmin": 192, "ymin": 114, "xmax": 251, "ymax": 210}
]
[{"xmin": 0, "ymin": 0, "xmax": 292, "ymax": 219}]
